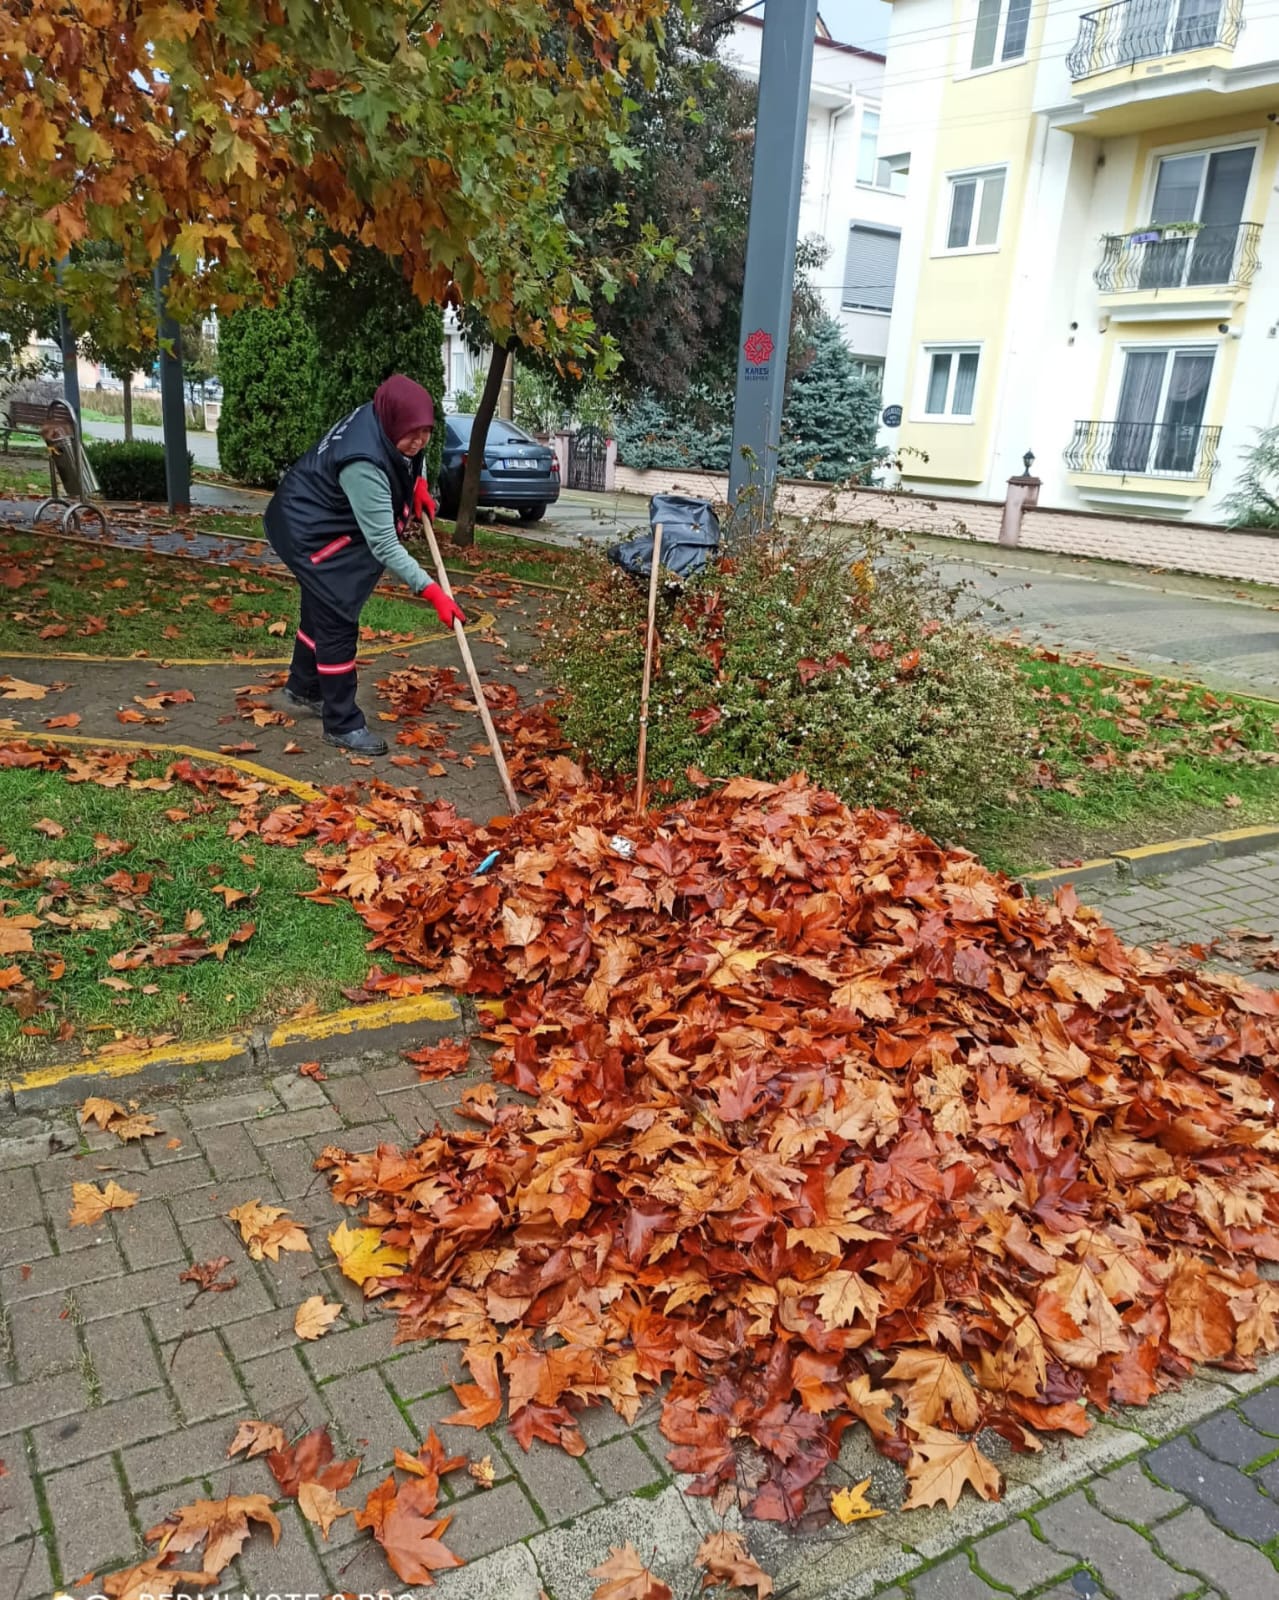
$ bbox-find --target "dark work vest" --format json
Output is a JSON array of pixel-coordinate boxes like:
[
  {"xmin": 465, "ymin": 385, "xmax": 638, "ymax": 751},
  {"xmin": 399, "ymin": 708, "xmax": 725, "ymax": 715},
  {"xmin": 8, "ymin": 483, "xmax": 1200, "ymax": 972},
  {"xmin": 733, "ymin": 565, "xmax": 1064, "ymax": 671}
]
[{"xmin": 265, "ymin": 403, "xmax": 424, "ymax": 621}]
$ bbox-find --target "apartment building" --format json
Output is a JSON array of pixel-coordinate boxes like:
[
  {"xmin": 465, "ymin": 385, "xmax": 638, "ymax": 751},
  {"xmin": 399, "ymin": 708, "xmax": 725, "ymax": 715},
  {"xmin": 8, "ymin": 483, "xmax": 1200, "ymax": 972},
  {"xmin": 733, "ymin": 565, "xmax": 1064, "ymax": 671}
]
[
  {"xmin": 723, "ymin": 13, "xmax": 907, "ymax": 389},
  {"xmin": 877, "ymin": 0, "xmax": 1279, "ymax": 521}
]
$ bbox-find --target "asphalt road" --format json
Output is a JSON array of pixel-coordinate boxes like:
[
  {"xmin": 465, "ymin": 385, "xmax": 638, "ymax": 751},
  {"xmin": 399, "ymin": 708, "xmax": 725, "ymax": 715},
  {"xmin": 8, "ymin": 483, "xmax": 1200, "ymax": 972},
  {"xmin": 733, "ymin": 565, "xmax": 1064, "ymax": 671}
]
[{"xmin": 81, "ymin": 416, "xmax": 221, "ymax": 469}]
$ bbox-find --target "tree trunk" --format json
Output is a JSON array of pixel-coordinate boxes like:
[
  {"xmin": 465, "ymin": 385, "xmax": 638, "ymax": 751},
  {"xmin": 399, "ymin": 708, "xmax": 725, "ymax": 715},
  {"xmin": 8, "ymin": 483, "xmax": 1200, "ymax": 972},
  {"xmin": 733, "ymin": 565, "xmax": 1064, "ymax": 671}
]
[
  {"xmin": 453, "ymin": 339, "xmax": 509, "ymax": 548},
  {"xmin": 122, "ymin": 373, "xmax": 133, "ymax": 443}
]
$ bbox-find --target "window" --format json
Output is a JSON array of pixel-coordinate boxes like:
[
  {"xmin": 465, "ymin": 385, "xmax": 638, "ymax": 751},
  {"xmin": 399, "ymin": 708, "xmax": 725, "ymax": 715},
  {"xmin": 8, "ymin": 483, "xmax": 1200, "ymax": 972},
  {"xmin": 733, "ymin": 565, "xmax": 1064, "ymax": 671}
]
[
  {"xmin": 921, "ymin": 347, "xmax": 981, "ymax": 418},
  {"xmin": 1108, "ymin": 346, "xmax": 1214, "ymax": 474},
  {"xmin": 971, "ymin": 0, "xmax": 1032, "ymax": 68},
  {"xmin": 851, "ymin": 358, "xmax": 885, "ymax": 395},
  {"xmin": 857, "ymin": 110, "xmax": 908, "ymax": 194},
  {"xmin": 843, "ymin": 224, "xmax": 901, "ymax": 313},
  {"xmin": 944, "ymin": 168, "xmax": 1006, "ymax": 251}
]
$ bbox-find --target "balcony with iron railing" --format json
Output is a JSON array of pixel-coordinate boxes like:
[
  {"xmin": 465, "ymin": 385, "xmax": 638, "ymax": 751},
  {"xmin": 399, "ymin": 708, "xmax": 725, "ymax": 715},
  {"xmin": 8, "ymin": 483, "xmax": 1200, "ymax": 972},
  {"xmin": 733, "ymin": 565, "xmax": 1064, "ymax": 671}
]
[
  {"xmin": 1064, "ymin": 419, "xmax": 1222, "ymax": 483},
  {"xmin": 1093, "ymin": 220, "xmax": 1261, "ymax": 314},
  {"xmin": 1068, "ymin": 0, "xmax": 1244, "ymax": 80}
]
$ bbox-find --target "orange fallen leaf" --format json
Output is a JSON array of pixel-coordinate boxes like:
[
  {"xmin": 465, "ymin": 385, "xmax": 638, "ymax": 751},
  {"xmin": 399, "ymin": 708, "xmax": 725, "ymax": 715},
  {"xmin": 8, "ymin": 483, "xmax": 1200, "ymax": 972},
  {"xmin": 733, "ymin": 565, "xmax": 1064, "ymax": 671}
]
[
  {"xmin": 228, "ymin": 1199, "xmax": 311, "ymax": 1261},
  {"xmin": 69, "ymin": 1180, "xmax": 138, "ymax": 1226},
  {"xmin": 227, "ymin": 1420, "xmax": 287, "ymax": 1460},
  {"xmin": 43, "ymin": 713, "xmax": 81, "ymax": 729},
  {"xmin": 589, "ymin": 1542, "xmax": 672, "ymax": 1600},
  {"xmin": 294, "ymin": 1295, "xmax": 343, "ymax": 1341},
  {"xmin": 297, "ymin": 1479, "xmax": 351, "ymax": 1540},
  {"xmin": 298, "ymin": 1060, "xmax": 327, "ymax": 1081}
]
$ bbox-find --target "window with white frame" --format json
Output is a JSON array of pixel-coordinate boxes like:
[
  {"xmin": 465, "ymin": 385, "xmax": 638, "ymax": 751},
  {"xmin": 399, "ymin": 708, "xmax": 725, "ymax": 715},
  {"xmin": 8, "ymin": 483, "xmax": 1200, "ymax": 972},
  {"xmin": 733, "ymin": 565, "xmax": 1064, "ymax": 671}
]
[
  {"xmin": 921, "ymin": 346, "xmax": 981, "ymax": 418},
  {"xmin": 857, "ymin": 109, "xmax": 908, "ymax": 195},
  {"xmin": 971, "ymin": 0, "xmax": 1032, "ymax": 69},
  {"xmin": 944, "ymin": 168, "xmax": 1006, "ymax": 251}
]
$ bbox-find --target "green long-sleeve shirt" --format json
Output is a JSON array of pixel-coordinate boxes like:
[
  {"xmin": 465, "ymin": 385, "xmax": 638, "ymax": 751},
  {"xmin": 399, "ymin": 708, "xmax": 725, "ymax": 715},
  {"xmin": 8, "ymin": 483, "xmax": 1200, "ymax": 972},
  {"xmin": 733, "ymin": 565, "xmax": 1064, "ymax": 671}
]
[{"xmin": 338, "ymin": 460, "xmax": 433, "ymax": 595}]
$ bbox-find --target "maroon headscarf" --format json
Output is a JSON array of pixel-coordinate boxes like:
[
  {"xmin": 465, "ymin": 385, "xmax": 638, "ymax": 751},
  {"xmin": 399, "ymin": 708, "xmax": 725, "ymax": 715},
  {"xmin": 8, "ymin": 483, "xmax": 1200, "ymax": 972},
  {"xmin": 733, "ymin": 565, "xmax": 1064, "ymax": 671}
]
[{"xmin": 373, "ymin": 375, "xmax": 435, "ymax": 449}]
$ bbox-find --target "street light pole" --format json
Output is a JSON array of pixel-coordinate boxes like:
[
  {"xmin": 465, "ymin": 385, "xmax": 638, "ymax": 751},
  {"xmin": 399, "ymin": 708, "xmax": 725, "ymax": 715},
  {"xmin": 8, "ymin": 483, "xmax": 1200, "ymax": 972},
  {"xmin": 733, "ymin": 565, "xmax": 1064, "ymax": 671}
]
[
  {"xmin": 153, "ymin": 249, "xmax": 190, "ymax": 514},
  {"xmin": 727, "ymin": 0, "xmax": 820, "ymax": 529}
]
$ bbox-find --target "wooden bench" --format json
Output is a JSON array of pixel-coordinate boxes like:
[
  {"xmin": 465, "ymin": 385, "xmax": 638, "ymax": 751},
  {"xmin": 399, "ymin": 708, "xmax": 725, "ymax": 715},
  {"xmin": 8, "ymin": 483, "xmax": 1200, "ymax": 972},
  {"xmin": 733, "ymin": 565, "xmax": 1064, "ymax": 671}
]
[{"xmin": 0, "ymin": 400, "xmax": 50, "ymax": 453}]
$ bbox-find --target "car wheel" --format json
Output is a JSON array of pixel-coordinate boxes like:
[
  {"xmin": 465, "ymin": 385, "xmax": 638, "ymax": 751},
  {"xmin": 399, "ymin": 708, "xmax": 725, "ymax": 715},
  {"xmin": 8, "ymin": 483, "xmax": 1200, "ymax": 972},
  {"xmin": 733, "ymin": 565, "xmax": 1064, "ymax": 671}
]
[{"xmin": 518, "ymin": 504, "xmax": 546, "ymax": 523}]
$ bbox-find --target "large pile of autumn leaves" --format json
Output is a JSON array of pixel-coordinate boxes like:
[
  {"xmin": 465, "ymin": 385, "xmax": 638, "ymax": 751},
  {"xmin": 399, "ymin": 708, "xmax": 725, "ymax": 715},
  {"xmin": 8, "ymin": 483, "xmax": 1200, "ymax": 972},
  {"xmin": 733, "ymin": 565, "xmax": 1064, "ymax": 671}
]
[{"xmin": 285, "ymin": 766, "xmax": 1279, "ymax": 1524}]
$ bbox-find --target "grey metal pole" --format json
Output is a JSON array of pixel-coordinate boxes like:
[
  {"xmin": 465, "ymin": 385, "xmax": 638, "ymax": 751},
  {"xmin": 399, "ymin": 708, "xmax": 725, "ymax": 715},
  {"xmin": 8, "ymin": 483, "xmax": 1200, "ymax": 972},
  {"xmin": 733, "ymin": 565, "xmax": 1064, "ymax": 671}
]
[
  {"xmin": 54, "ymin": 258, "xmax": 82, "ymax": 432},
  {"xmin": 727, "ymin": 0, "xmax": 820, "ymax": 527},
  {"xmin": 153, "ymin": 249, "xmax": 190, "ymax": 513}
]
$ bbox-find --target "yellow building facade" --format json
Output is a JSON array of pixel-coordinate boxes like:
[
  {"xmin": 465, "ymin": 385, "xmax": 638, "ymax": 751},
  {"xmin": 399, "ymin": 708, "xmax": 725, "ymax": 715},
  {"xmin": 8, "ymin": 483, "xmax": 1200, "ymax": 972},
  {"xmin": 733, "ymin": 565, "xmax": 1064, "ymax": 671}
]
[{"xmin": 877, "ymin": 0, "xmax": 1279, "ymax": 521}]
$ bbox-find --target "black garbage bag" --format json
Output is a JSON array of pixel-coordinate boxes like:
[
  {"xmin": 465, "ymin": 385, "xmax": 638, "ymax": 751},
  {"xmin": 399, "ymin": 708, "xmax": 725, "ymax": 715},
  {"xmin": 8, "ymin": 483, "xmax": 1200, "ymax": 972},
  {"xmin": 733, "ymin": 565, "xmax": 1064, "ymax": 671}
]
[{"xmin": 609, "ymin": 493, "xmax": 720, "ymax": 580}]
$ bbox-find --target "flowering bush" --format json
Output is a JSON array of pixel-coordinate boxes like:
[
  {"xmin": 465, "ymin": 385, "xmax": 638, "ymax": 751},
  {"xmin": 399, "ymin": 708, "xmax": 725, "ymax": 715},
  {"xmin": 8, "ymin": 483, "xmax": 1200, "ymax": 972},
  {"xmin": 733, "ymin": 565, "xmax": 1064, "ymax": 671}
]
[{"xmin": 541, "ymin": 520, "xmax": 1030, "ymax": 840}]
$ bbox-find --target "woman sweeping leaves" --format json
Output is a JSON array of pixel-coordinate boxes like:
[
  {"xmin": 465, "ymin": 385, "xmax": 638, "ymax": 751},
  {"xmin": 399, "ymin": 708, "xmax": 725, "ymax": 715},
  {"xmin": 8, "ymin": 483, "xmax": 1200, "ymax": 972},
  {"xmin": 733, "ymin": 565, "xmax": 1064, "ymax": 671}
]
[{"xmin": 264, "ymin": 375, "xmax": 465, "ymax": 755}]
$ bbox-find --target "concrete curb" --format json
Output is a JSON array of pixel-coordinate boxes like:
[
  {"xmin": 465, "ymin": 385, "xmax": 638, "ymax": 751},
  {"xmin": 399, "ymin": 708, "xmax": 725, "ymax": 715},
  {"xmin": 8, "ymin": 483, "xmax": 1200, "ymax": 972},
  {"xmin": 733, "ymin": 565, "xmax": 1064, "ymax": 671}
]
[
  {"xmin": 4, "ymin": 990, "xmax": 466, "ymax": 1112},
  {"xmin": 1019, "ymin": 823, "xmax": 1279, "ymax": 893}
]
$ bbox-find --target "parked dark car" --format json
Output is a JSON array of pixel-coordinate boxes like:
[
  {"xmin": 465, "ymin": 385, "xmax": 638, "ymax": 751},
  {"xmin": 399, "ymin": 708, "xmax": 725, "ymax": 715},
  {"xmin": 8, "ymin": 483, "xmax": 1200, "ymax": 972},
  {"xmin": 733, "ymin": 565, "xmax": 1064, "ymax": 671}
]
[{"xmin": 438, "ymin": 415, "xmax": 560, "ymax": 522}]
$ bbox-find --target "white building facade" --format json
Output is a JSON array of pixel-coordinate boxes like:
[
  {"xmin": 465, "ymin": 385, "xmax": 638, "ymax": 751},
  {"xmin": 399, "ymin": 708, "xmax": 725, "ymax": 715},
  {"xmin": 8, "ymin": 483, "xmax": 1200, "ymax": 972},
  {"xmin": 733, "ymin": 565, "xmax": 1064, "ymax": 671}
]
[
  {"xmin": 721, "ymin": 14, "xmax": 909, "ymax": 388},
  {"xmin": 878, "ymin": 0, "xmax": 1279, "ymax": 522}
]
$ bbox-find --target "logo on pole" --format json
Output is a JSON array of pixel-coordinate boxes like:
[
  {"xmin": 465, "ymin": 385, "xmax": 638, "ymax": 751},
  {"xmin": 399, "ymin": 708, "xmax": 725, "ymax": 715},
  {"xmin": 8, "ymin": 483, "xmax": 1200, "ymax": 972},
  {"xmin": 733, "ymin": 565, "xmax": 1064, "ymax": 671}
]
[{"xmin": 743, "ymin": 329, "xmax": 775, "ymax": 370}]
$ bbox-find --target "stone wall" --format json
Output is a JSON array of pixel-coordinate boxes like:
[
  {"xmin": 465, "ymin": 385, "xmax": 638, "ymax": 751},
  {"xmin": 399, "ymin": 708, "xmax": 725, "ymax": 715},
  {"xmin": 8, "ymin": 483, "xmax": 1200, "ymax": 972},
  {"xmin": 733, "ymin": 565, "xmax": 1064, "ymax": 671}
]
[{"xmin": 609, "ymin": 465, "xmax": 1279, "ymax": 584}]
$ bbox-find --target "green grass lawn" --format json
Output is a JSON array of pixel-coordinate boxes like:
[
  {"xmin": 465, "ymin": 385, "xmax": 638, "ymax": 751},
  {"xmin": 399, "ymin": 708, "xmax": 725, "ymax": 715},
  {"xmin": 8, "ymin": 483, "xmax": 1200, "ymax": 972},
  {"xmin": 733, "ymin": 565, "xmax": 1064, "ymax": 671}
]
[
  {"xmin": 970, "ymin": 650, "xmax": 1279, "ymax": 872},
  {"xmin": 0, "ymin": 766, "xmax": 374, "ymax": 1064},
  {"xmin": 0, "ymin": 529, "xmax": 439, "ymax": 658},
  {"xmin": 0, "ymin": 457, "xmax": 53, "ymax": 497}
]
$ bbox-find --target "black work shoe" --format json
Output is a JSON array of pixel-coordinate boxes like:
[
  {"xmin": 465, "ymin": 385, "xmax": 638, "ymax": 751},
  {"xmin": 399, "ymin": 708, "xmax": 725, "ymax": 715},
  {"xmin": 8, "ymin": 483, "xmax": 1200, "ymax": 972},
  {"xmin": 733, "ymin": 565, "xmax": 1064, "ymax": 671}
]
[
  {"xmin": 323, "ymin": 725, "xmax": 388, "ymax": 756},
  {"xmin": 283, "ymin": 687, "xmax": 323, "ymax": 717}
]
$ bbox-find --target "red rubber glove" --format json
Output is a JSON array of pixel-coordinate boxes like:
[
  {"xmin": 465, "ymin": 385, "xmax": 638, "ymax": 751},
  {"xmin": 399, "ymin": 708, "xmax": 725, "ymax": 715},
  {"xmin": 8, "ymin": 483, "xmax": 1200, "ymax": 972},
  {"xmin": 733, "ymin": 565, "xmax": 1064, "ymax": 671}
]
[
  {"xmin": 422, "ymin": 581, "xmax": 465, "ymax": 628},
  {"xmin": 412, "ymin": 478, "xmax": 437, "ymax": 523}
]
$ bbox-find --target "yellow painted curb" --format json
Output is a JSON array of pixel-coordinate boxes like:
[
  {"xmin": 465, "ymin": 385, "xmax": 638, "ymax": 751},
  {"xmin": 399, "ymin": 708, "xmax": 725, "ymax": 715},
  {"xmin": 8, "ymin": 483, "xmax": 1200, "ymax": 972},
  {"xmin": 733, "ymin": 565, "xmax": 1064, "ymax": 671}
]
[
  {"xmin": 8, "ymin": 990, "xmax": 463, "ymax": 1104},
  {"xmin": 1113, "ymin": 837, "xmax": 1214, "ymax": 865},
  {"xmin": 11, "ymin": 1033, "xmax": 252, "ymax": 1098},
  {"xmin": 268, "ymin": 992, "xmax": 458, "ymax": 1049},
  {"xmin": 1020, "ymin": 856, "xmax": 1117, "ymax": 885},
  {"xmin": 12, "ymin": 731, "xmax": 328, "ymax": 802},
  {"xmin": 0, "ymin": 610, "xmax": 496, "ymax": 667},
  {"xmin": 1208, "ymin": 825, "xmax": 1279, "ymax": 851}
]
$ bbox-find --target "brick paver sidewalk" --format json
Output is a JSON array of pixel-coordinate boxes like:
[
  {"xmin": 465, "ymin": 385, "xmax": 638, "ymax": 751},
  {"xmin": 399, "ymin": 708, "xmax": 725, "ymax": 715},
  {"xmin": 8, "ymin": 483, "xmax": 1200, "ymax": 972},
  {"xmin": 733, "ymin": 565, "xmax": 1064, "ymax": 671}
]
[{"xmin": 4, "ymin": 859, "xmax": 1279, "ymax": 1600}]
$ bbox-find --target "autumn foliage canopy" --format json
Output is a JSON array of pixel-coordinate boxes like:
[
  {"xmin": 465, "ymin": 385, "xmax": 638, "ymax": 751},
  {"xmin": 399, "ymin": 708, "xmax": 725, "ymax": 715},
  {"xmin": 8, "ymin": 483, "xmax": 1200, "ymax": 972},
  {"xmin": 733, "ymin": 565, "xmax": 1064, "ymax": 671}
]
[{"xmin": 0, "ymin": 0, "xmax": 671, "ymax": 341}]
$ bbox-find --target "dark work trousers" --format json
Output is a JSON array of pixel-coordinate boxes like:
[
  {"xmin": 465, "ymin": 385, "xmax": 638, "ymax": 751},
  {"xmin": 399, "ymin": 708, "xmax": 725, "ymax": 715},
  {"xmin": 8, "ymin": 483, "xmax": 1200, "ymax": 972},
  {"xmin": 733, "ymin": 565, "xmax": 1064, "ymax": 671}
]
[{"xmin": 287, "ymin": 589, "xmax": 364, "ymax": 735}]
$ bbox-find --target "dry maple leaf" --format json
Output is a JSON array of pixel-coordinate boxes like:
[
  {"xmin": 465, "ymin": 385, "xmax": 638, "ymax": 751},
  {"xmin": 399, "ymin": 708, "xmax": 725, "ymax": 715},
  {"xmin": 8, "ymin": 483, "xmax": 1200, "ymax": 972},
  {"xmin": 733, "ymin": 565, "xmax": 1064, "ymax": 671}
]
[
  {"xmin": 0, "ymin": 676, "xmax": 49, "ymax": 699},
  {"xmin": 267, "ymin": 1426, "xmax": 361, "ymax": 1498},
  {"xmin": 694, "ymin": 1529, "xmax": 773, "ymax": 1597},
  {"xmin": 228, "ymin": 1199, "xmax": 311, "ymax": 1261},
  {"xmin": 111, "ymin": 1112, "xmax": 161, "ymax": 1142},
  {"xmin": 329, "ymin": 1220, "xmax": 409, "ymax": 1286},
  {"xmin": 298, "ymin": 1059, "xmax": 327, "ymax": 1081},
  {"xmin": 103, "ymin": 1557, "xmax": 217, "ymax": 1600},
  {"xmin": 179, "ymin": 1257, "xmax": 238, "ymax": 1300},
  {"xmin": 830, "ymin": 1479, "xmax": 884, "ymax": 1524},
  {"xmin": 468, "ymin": 1454, "xmax": 497, "ymax": 1489},
  {"xmin": 354, "ymin": 1473, "xmax": 465, "ymax": 1585},
  {"xmin": 294, "ymin": 1295, "xmax": 343, "ymax": 1341},
  {"xmin": 148, "ymin": 1493, "xmax": 280, "ymax": 1574},
  {"xmin": 80, "ymin": 1096, "xmax": 127, "ymax": 1130},
  {"xmin": 297, "ymin": 1479, "xmax": 352, "ymax": 1541},
  {"xmin": 210, "ymin": 883, "xmax": 250, "ymax": 907},
  {"xmin": 403, "ymin": 1037, "xmax": 470, "ymax": 1080},
  {"xmin": 902, "ymin": 1427, "xmax": 1003, "ymax": 1510},
  {"xmin": 227, "ymin": 1420, "xmax": 286, "ymax": 1460},
  {"xmin": 589, "ymin": 1542, "xmax": 673, "ymax": 1600},
  {"xmin": 69, "ymin": 1180, "xmax": 138, "ymax": 1227}
]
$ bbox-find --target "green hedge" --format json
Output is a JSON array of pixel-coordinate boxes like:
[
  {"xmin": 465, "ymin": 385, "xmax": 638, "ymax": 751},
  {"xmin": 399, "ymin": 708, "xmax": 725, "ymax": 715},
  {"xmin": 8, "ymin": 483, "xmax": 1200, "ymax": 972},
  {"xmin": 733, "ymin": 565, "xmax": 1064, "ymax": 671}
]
[
  {"xmin": 85, "ymin": 439, "xmax": 193, "ymax": 501},
  {"xmin": 217, "ymin": 252, "xmax": 446, "ymax": 491}
]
